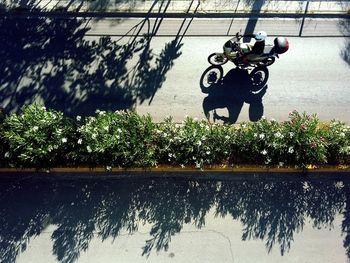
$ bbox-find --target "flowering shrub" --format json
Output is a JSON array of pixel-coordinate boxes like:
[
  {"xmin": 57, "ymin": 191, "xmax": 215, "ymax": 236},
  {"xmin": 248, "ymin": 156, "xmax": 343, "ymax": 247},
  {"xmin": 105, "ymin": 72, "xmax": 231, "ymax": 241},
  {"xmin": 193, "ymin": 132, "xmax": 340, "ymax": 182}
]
[
  {"xmin": 0, "ymin": 105, "xmax": 349, "ymax": 169},
  {"xmin": 75, "ymin": 110, "xmax": 156, "ymax": 167},
  {"xmin": 155, "ymin": 117, "xmax": 234, "ymax": 167},
  {"xmin": 233, "ymin": 118, "xmax": 282, "ymax": 164},
  {"xmin": 1, "ymin": 104, "xmax": 75, "ymax": 168},
  {"xmin": 322, "ymin": 120, "xmax": 350, "ymax": 164},
  {"xmin": 280, "ymin": 111, "xmax": 328, "ymax": 167}
]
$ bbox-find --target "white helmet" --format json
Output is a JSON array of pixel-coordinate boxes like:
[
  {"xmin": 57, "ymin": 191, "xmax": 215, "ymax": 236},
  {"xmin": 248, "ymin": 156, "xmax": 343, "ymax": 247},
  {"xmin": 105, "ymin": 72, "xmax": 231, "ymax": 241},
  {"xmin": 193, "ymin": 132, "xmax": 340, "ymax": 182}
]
[{"xmin": 255, "ymin": 31, "xmax": 267, "ymax": 42}]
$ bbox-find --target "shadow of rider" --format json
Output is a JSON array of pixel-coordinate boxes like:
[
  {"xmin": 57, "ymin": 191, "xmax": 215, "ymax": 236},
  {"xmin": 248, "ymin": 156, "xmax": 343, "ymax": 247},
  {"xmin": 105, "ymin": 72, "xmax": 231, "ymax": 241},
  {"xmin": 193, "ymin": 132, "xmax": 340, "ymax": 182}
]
[{"xmin": 201, "ymin": 67, "xmax": 267, "ymax": 124}]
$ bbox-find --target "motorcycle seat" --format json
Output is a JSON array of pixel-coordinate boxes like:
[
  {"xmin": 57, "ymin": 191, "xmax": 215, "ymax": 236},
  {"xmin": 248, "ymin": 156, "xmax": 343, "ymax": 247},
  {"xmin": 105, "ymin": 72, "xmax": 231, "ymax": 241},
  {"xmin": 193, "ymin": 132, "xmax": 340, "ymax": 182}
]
[{"xmin": 263, "ymin": 45, "xmax": 274, "ymax": 55}]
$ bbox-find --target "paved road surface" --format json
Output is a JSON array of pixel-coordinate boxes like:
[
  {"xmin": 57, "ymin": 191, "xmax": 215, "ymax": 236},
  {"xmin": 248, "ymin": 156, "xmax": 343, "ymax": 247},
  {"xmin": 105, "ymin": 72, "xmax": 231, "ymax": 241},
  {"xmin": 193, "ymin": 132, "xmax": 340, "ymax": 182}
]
[
  {"xmin": 3, "ymin": 175, "xmax": 349, "ymax": 263},
  {"xmin": 1, "ymin": 17, "xmax": 349, "ymax": 123}
]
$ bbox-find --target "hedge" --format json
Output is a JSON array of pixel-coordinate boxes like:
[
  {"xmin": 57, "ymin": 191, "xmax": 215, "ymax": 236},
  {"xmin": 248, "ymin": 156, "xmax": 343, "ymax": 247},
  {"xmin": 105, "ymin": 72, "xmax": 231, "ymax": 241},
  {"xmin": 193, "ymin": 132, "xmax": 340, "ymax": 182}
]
[{"xmin": 0, "ymin": 104, "xmax": 349, "ymax": 169}]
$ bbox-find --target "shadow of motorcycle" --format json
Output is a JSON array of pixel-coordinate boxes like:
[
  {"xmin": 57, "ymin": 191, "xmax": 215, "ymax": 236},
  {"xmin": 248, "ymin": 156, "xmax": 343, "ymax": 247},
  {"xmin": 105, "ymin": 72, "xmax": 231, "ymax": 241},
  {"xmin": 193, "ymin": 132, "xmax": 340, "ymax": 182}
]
[{"xmin": 207, "ymin": 53, "xmax": 269, "ymax": 90}]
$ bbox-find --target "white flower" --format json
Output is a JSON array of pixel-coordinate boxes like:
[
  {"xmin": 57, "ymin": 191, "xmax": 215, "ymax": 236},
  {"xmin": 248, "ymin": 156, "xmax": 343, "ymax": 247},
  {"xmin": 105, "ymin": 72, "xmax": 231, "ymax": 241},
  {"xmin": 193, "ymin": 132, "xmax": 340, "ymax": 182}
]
[
  {"xmin": 106, "ymin": 166, "xmax": 112, "ymax": 172},
  {"xmin": 288, "ymin": 147, "xmax": 294, "ymax": 154},
  {"xmin": 117, "ymin": 128, "xmax": 122, "ymax": 133},
  {"xmin": 225, "ymin": 135, "xmax": 230, "ymax": 140},
  {"xmin": 98, "ymin": 110, "xmax": 106, "ymax": 116},
  {"xmin": 335, "ymin": 181, "xmax": 344, "ymax": 189},
  {"xmin": 168, "ymin": 153, "xmax": 173, "ymax": 158},
  {"xmin": 192, "ymin": 156, "xmax": 197, "ymax": 160},
  {"xmin": 86, "ymin": 146, "xmax": 92, "ymax": 153},
  {"xmin": 289, "ymin": 132, "xmax": 294, "ymax": 138},
  {"xmin": 241, "ymin": 124, "xmax": 247, "ymax": 129},
  {"xmin": 259, "ymin": 134, "xmax": 265, "ymax": 139},
  {"xmin": 201, "ymin": 136, "xmax": 206, "ymax": 141},
  {"xmin": 275, "ymin": 132, "xmax": 282, "ymax": 138},
  {"xmin": 180, "ymin": 164, "xmax": 185, "ymax": 168},
  {"xmin": 270, "ymin": 118, "xmax": 276, "ymax": 122},
  {"xmin": 95, "ymin": 109, "xmax": 100, "ymax": 114},
  {"xmin": 261, "ymin": 116, "xmax": 266, "ymax": 120},
  {"xmin": 278, "ymin": 162, "xmax": 284, "ymax": 167},
  {"xmin": 61, "ymin": 138, "xmax": 67, "ymax": 143},
  {"xmin": 254, "ymin": 133, "xmax": 258, "ymax": 138},
  {"xmin": 340, "ymin": 132, "xmax": 345, "ymax": 137},
  {"xmin": 163, "ymin": 133, "xmax": 168, "ymax": 137},
  {"xmin": 303, "ymin": 182, "xmax": 310, "ymax": 191},
  {"xmin": 265, "ymin": 158, "xmax": 271, "ymax": 164},
  {"xmin": 206, "ymin": 150, "xmax": 211, "ymax": 155},
  {"xmin": 261, "ymin": 150, "xmax": 267, "ymax": 155},
  {"xmin": 33, "ymin": 126, "xmax": 39, "ymax": 132},
  {"xmin": 77, "ymin": 138, "xmax": 83, "ymax": 144},
  {"xmin": 196, "ymin": 141, "xmax": 202, "ymax": 146},
  {"xmin": 4, "ymin": 152, "xmax": 9, "ymax": 158},
  {"xmin": 92, "ymin": 134, "xmax": 97, "ymax": 139},
  {"xmin": 104, "ymin": 126, "xmax": 109, "ymax": 131},
  {"xmin": 76, "ymin": 115, "xmax": 82, "ymax": 121},
  {"xmin": 41, "ymin": 106, "xmax": 46, "ymax": 111}
]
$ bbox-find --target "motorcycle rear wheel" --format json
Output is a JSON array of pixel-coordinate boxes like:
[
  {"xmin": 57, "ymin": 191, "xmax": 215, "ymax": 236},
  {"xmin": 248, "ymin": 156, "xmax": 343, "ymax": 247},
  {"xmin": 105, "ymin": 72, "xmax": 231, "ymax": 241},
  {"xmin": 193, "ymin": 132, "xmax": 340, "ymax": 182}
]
[
  {"xmin": 250, "ymin": 66, "xmax": 269, "ymax": 91},
  {"xmin": 208, "ymin": 53, "xmax": 228, "ymax": 66}
]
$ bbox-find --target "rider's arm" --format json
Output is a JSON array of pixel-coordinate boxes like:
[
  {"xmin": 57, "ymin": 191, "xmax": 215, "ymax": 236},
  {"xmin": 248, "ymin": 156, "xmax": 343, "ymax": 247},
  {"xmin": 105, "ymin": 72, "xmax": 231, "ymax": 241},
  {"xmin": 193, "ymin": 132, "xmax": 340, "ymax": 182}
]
[{"xmin": 242, "ymin": 33, "xmax": 256, "ymax": 38}]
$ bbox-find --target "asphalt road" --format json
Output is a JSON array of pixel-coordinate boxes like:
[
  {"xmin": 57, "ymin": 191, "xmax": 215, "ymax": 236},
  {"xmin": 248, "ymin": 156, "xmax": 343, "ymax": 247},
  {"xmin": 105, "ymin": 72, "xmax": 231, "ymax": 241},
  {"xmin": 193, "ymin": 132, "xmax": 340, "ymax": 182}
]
[
  {"xmin": 1, "ymin": 17, "xmax": 349, "ymax": 123},
  {"xmin": 5, "ymin": 175, "xmax": 349, "ymax": 263},
  {"xmin": 134, "ymin": 35, "xmax": 350, "ymax": 123}
]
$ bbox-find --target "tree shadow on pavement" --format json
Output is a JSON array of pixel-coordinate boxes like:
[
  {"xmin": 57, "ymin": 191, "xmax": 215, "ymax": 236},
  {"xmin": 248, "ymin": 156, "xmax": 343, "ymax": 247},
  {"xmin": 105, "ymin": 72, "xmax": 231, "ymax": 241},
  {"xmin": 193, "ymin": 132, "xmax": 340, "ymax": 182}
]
[
  {"xmin": 339, "ymin": 19, "xmax": 350, "ymax": 66},
  {"xmin": 0, "ymin": 16, "xmax": 136, "ymax": 116},
  {"xmin": 0, "ymin": 176, "xmax": 349, "ymax": 263},
  {"xmin": 4, "ymin": 0, "xmax": 144, "ymax": 12},
  {"xmin": 200, "ymin": 66, "xmax": 267, "ymax": 124},
  {"xmin": 0, "ymin": 0, "xmax": 198, "ymax": 116}
]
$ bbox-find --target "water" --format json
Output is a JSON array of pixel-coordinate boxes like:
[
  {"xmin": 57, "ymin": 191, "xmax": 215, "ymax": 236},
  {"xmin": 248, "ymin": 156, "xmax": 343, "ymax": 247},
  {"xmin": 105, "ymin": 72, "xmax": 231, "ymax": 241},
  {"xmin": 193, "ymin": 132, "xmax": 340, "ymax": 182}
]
[{"xmin": 1, "ymin": 174, "xmax": 350, "ymax": 263}]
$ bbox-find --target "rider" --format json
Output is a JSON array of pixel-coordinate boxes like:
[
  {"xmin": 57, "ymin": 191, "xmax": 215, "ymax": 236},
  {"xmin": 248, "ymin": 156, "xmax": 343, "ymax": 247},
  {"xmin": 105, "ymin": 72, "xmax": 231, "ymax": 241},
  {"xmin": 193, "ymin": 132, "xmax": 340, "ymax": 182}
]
[
  {"xmin": 250, "ymin": 31, "xmax": 267, "ymax": 54},
  {"xmin": 223, "ymin": 31, "xmax": 268, "ymax": 64}
]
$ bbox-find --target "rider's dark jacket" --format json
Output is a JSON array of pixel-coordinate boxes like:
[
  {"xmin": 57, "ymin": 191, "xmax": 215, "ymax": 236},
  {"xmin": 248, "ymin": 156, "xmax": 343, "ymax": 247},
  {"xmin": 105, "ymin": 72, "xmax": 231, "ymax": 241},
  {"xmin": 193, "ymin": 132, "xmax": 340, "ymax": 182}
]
[
  {"xmin": 252, "ymin": 41, "xmax": 265, "ymax": 54},
  {"xmin": 244, "ymin": 34, "xmax": 265, "ymax": 55}
]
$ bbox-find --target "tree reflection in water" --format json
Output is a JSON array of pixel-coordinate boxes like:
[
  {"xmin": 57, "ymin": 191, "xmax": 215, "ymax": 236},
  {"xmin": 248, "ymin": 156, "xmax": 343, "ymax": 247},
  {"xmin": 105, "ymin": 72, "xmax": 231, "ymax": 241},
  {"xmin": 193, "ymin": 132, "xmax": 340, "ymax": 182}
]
[{"xmin": 0, "ymin": 175, "xmax": 349, "ymax": 262}]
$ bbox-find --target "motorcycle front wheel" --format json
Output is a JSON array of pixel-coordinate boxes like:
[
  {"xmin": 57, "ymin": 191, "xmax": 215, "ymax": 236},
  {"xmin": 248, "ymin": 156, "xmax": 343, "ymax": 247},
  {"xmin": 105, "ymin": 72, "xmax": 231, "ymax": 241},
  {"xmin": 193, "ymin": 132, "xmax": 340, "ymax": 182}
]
[
  {"xmin": 208, "ymin": 53, "xmax": 228, "ymax": 66},
  {"xmin": 250, "ymin": 66, "xmax": 269, "ymax": 91},
  {"xmin": 200, "ymin": 65, "xmax": 223, "ymax": 93}
]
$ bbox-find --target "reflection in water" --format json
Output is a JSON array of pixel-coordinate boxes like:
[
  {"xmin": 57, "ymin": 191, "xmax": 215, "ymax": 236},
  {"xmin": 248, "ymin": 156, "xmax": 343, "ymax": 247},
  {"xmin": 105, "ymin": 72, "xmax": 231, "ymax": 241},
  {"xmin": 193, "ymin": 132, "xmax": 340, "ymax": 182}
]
[{"xmin": 0, "ymin": 175, "xmax": 349, "ymax": 262}]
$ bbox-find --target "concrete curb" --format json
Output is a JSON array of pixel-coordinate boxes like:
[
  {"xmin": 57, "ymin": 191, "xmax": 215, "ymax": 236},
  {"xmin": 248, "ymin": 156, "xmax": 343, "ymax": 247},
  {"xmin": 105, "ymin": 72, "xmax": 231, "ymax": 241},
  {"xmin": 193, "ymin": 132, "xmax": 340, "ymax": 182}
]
[
  {"xmin": 0, "ymin": 165, "xmax": 349, "ymax": 173},
  {"xmin": 1, "ymin": 10, "xmax": 349, "ymax": 18},
  {"xmin": 1, "ymin": 166, "xmax": 350, "ymax": 181},
  {"xmin": 5, "ymin": 0, "xmax": 350, "ymax": 15}
]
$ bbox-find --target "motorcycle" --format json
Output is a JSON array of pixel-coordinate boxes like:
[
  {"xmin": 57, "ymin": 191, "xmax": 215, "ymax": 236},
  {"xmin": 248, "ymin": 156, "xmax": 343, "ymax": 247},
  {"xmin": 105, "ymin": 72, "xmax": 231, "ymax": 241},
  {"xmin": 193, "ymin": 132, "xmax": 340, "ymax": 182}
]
[{"xmin": 208, "ymin": 32, "xmax": 289, "ymax": 89}]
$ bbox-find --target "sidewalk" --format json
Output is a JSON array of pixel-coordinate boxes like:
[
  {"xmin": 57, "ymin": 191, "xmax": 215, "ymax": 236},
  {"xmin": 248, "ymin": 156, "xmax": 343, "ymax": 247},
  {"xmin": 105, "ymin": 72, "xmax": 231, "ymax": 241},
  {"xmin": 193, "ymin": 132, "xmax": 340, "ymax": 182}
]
[{"xmin": 2, "ymin": 0, "xmax": 350, "ymax": 16}]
